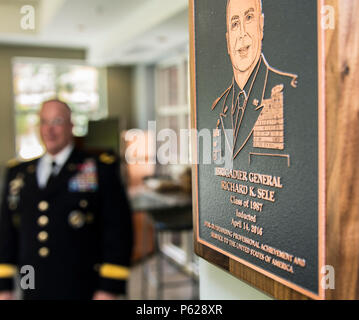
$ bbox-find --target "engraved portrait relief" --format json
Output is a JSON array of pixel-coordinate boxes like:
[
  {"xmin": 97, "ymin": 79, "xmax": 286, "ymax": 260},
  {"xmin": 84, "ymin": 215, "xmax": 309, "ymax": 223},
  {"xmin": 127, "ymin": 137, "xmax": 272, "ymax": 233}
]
[{"xmin": 211, "ymin": 0, "xmax": 298, "ymax": 164}]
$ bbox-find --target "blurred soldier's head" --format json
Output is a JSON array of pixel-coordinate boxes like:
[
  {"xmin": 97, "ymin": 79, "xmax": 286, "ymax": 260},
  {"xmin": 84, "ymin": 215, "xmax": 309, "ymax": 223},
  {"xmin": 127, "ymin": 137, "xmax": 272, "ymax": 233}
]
[
  {"xmin": 226, "ymin": 0, "xmax": 264, "ymax": 79},
  {"xmin": 39, "ymin": 99, "xmax": 73, "ymax": 156}
]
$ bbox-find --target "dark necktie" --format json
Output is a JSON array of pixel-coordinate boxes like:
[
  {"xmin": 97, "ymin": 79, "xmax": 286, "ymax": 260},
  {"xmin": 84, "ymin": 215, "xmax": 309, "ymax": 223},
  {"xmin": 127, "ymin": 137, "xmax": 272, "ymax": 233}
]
[
  {"xmin": 46, "ymin": 161, "xmax": 57, "ymax": 187},
  {"xmin": 51, "ymin": 161, "xmax": 57, "ymax": 175}
]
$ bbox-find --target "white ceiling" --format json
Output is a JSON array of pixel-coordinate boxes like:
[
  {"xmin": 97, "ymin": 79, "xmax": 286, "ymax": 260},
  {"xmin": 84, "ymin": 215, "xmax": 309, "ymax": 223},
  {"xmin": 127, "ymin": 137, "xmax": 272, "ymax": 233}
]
[{"xmin": 0, "ymin": 0, "xmax": 189, "ymax": 65}]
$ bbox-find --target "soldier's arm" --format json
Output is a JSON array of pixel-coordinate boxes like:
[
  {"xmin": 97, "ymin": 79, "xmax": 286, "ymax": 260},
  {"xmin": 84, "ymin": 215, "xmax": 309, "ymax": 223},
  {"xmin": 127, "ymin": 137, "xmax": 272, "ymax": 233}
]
[
  {"xmin": 96, "ymin": 154, "xmax": 133, "ymax": 296},
  {"xmin": 0, "ymin": 167, "xmax": 18, "ymax": 294}
]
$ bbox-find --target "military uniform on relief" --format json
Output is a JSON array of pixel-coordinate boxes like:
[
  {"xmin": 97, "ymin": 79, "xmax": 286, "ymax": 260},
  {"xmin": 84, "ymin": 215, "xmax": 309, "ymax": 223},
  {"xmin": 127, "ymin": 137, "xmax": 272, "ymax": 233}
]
[
  {"xmin": 0, "ymin": 148, "xmax": 133, "ymax": 300},
  {"xmin": 212, "ymin": 54, "xmax": 298, "ymax": 162}
]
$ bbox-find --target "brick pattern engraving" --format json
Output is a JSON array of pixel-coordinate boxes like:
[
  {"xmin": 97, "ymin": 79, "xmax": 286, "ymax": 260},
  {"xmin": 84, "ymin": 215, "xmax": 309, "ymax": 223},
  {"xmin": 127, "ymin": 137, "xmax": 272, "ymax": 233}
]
[{"xmin": 253, "ymin": 85, "xmax": 284, "ymax": 150}]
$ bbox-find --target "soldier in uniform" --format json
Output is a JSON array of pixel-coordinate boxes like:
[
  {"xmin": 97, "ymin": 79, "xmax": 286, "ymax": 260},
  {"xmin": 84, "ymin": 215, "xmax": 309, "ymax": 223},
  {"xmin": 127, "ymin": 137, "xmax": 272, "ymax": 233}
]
[
  {"xmin": 212, "ymin": 0, "xmax": 298, "ymax": 163},
  {"xmin": 0, "ymin": 99, "xmax": 133, "ymax": 300}
]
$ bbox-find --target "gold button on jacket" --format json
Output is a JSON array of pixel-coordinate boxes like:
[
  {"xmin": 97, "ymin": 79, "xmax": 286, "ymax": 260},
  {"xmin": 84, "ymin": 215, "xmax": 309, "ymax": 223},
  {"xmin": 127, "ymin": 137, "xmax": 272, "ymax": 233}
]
[
  {"xmin": 37, "ymin": 215, "xmax": 49, "ymax": 227},
  {"xmin": 38, "ymin": 247, "xmax": 50, "ymax": 258},
  {"xmin": 37, "ymin": 231, "xmax": 49, "ymax": 242},
  {"xmin": 38, "ymin": 201, "xmax": 49, "ymax": 212}
]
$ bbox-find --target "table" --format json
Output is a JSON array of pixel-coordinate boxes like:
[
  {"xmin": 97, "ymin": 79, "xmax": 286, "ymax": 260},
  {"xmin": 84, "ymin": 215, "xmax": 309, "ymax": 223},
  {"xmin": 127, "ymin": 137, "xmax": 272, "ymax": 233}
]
[{"xmin": 129, "ymin": 187, "xmax": 197, "ymax": 299}]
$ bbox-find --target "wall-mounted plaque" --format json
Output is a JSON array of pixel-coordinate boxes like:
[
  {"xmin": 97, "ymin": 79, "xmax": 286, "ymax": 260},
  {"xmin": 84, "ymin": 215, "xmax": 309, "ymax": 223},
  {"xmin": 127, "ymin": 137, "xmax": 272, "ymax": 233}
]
[{"xmin": 190, "ymin": 0, "xmax": 325, "ymax": 299}]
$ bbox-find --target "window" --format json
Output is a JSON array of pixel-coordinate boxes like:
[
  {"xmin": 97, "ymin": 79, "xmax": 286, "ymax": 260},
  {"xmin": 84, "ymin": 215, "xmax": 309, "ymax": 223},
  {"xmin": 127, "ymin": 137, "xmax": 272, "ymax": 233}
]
[
  {"xmin": 155, "ymin": 54, "xmax": 190, "ymax": 176},
  {"xmin": 12, "ymin": 58, "xmax": 107, "ymax": 160},
  {"xmin": 154, "ymin": 54, "xmax": 198, "ymax": 279}
]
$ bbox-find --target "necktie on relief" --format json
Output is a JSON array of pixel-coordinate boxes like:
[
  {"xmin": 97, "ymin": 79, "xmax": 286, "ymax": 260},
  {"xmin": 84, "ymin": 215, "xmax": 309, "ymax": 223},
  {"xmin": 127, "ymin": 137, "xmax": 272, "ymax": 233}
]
[{"xmin": 233, "ymin": 90, "xmax": 246, "ymax": 139}]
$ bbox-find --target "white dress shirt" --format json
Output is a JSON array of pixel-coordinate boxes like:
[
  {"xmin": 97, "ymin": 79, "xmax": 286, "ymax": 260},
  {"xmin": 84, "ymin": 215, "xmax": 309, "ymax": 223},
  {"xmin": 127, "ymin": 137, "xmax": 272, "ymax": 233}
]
[{"xmin": 37, "ymin": 144, "xmax": 74, "ymax": 189}]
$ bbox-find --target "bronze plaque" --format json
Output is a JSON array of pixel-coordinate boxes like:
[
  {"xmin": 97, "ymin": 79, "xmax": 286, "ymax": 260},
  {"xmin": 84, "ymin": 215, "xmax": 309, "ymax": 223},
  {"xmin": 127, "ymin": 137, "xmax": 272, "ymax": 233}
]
[{"xmin": 191, "ymin": 0, "xmax": 325, "ymax": 299}]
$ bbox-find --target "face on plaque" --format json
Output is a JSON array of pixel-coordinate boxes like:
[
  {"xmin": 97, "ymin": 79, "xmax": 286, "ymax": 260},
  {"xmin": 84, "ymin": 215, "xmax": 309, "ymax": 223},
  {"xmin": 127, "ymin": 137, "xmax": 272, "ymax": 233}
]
[{"xmin": 226, "ymin": 0, "xmax": 264, "ymax": 75}]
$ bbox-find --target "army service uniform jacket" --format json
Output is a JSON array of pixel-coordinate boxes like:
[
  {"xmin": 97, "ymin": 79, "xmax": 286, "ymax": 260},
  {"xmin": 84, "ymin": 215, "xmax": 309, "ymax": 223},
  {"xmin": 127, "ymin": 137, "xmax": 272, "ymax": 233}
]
[{"xmin": 0, "ymin": 148, "xmax": 133, "ymax": 300}]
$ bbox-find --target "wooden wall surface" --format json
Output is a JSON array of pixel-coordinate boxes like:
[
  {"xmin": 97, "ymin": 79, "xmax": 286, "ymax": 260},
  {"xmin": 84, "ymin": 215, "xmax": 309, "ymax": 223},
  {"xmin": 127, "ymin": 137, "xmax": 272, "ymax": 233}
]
[{"xmin": 326, "ymin": 0, "xmax": 359, "ymax": 300}]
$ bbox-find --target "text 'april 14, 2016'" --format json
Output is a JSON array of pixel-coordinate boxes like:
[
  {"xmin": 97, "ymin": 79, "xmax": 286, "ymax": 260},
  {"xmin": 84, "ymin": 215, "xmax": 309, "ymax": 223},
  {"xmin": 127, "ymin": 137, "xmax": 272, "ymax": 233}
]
[{"xmin": 203, "ymin": 167, "xmax": 307, "ymax": 275}]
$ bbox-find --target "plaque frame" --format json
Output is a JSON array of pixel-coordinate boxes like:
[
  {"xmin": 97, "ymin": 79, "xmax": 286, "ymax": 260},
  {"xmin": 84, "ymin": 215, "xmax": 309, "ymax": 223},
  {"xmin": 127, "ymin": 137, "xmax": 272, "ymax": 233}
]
[{"xmin": 190, "ymin": 0, "xmax": 327, "ymax": 300}]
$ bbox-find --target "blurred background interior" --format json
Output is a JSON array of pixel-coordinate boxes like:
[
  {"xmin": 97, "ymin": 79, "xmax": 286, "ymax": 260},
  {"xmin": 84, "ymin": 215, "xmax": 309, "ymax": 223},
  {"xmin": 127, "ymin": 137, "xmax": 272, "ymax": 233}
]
[{"xmin": 0, "ymin": 0, "xmax": 198, "ymax": 300}]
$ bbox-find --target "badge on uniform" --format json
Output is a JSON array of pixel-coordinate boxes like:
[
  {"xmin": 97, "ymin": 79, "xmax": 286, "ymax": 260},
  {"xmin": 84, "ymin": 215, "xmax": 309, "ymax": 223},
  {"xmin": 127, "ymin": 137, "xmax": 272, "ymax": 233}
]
[
  {"xmin": 9, "ymin": 173, "xmax": 24, "ymax": 195},
  {"xmin": 8, "ymin": 173, "xmax": 25, "ymax": 210},
  {"xmin": 68, "ymin": 159, "xmax": 98, "ymax": 192},
  {"xmin": 68, "ymin": 211, "xmax": 86, "ymax": 229}
]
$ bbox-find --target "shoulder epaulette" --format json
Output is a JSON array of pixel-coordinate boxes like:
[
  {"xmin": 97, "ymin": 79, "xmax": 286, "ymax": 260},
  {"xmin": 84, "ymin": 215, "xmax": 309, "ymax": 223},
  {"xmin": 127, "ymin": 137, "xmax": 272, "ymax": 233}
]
[
  {"xmin": 6, "ymin": 158, "xmax": 21, "ymax": 169},
  {"xmin": 24, "ymin": 154, "xmax": 42, "ymax": 162},
  {"xmin": 99, "ymin": 153, "xmax": 116, "ymax": 165},
  {"xmin": 6, "ymin": 154, "xmax": 42, "ymax": 169}
]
